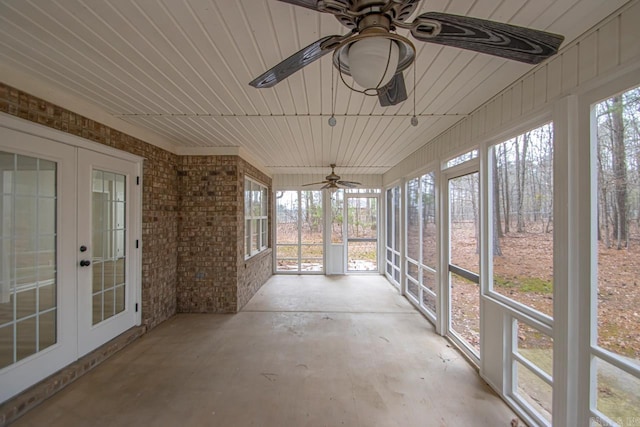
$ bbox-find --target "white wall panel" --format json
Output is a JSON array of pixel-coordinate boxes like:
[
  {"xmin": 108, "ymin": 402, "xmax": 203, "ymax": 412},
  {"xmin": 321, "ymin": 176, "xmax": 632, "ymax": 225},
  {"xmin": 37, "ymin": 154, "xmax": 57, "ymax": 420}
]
[
  {"xmin": 598, "ymin": 18, "xmax": 620, "ymax": 75},
  {"xmin": 521, "ymin": 74, "xmax": 535, "ymax": 115},
  {"xmin": 384, "ymin": 0, "xmax": 640, "ymax": 185},
  {"xmin": 579, "ymin": 32, "xmax": 599, "ymax": 85},
  {"xmin": 547, "ymin": 57, "xmax": 563, "ymax": 101},
  {"xmin": 561, "ymin": 45, "xmax": 580, "ymax": 93},
  {"xmin": 621, "ymin": 1, "xmax": 640, "ymax": 63},
  {"xmin": 511, "ymin": 80, "xmax": 523, "ymax": 120},
  {"xmin": 534, "ymin": 67, "xmax": 548, "ymax": 109},
  {"xmin": 501, "ymin": 90, "xmax": 512, "ymax": 126}
]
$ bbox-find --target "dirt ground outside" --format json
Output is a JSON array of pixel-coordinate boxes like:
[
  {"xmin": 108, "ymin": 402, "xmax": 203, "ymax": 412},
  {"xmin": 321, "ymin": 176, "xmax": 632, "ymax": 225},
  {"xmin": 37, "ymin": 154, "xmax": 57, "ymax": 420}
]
[{"xmin": 449, "ymin": 223, "xmax": 639, "ymax": 359}]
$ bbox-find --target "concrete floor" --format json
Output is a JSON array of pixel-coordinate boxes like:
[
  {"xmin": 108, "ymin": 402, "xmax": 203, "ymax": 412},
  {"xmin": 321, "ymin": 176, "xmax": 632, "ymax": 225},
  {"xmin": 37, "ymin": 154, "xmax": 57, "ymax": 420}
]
[{"xmin": 12, "ymin": 275, "xmax": 518, "ymax": 427}]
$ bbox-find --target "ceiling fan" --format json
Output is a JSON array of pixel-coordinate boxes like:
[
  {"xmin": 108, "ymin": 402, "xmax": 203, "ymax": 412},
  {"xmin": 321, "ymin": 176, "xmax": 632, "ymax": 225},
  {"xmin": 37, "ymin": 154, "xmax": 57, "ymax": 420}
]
[
  {"xmin": 249, "ymin": 0, "xmax": 564, "ymax": 106},
  {"xmin": 302, "ymin": 164, "xmax": 362, "ymax": 189}
]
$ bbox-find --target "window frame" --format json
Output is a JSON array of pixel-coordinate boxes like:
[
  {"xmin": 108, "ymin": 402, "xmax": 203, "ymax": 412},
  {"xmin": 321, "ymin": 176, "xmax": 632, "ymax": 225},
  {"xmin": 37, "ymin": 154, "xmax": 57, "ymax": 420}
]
[
  {"xmin": 244, "ymin": 177, "xmax": 269, "ymax": 259},
  {"xmin": 586, "ymin": 82, "xmax": 640, "ymax": 427},
  {"xmin": 404, "ymin": 167, "xmax": 440, "ymax": 323},
  {"xmin": 384, "ymin": 185, "xmax": 401, "ymax": 288},
  {"xmin": 485, "ymin": 120, "xmax": 556, "ymax": 327}
]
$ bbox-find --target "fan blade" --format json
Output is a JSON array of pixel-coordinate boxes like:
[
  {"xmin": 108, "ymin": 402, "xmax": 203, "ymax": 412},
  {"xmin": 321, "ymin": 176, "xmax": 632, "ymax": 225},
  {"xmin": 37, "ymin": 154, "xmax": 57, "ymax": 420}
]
[
  {"xmin": 337, "ymin": 180, "xmax": 361, "ymax": 188},
  {"xmin": 277, "ymin": 0, "xmax": 324, "ymax": 11},
  {"xmin": 321, "ymin": 183, "xmax": 334, "ymax": 190},
  {"xmin": 277, "ymin": 0, "xmax": 350, "ymax": 14},
  {"xmin": 249, "ymin": 34, "xmax": 346, "ymax": 88},
  {"xmin": 302, "ymin": 181, "xmax": 330, "ymax": 187},
  {"xmin": 378, "ymin": 72, "xmax": 408, "ymax": 107},
  {"xmin": 410, "ymin": 12, "xmax": 564, "ymax": 65},
  {"xmin": 391, "ymin": 0, "xmax": 421, "ymax": 23}
]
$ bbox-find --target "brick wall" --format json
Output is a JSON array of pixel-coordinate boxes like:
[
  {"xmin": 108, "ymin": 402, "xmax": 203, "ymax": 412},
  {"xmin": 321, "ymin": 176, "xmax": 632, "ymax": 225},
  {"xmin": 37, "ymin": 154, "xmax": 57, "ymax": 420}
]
[
  {"xmin": 0, "ymin": 83, "xmax": 179, "ymax": 329},
  {"xmin": 0, "ymin": 83, "xmax": 274, "ymax": 319},
  {"xmin": 176, "ymin": 156, "xmax": 273, "ymax": 313},
  {"xmin": 176, "ymin": 155, "xmax": 240, "ymax": 313}
]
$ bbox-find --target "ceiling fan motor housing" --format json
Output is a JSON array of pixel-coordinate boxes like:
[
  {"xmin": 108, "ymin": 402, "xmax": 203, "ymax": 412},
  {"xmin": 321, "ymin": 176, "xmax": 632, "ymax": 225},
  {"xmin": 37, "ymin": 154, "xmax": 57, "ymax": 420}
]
[{"xmin": 327, "ymin": 164, "xmax": 340, "ymax": 181}]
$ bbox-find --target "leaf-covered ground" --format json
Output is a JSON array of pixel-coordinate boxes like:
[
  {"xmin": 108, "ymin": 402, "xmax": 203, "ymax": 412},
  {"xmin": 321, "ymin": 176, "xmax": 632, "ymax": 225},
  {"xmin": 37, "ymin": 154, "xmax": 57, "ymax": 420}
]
[{"xmin": 451, "ymin": 224, "xmax": 639, "ymax": 359}]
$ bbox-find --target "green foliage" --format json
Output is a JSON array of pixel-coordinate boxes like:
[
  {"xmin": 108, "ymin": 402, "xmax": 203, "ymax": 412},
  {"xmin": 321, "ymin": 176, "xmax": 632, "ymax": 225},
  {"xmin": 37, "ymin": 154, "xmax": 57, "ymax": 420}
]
[{"xmin": 494, "ymin": 276, "xmax": 553, "ymax": 294}]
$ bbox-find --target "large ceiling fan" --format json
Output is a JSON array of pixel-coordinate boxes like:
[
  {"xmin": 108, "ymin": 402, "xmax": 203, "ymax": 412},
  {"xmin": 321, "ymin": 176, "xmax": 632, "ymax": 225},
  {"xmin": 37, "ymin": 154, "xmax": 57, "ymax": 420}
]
[
  {"xmin": 302, "ymin": 164, "xmax": 362, "ymax": 189},
  {"xmin": 249, "ymin": 0, "xmax": 564, "ymax": 106}
]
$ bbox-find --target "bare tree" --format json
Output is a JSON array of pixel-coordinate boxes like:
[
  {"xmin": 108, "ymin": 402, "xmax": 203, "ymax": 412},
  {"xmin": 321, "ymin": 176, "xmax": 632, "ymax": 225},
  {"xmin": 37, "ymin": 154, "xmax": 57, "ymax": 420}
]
[
  {"xmin": 610, "ymin": 96, "xmax": 628, "ymax": 249},
  {"xmin": 492, "ymin": 149, "xmax": 503, "ymax": 256},
  {"xmin": 597, "ymin": 137, "xmax": 611, "ymax": 248},
  {"xmin": 515, "ymin": 134, "xmax": 529, "ymax": 233},
  {"xmin": 501, "ymin": 143, "xmax": 511, "ymax": 233}
]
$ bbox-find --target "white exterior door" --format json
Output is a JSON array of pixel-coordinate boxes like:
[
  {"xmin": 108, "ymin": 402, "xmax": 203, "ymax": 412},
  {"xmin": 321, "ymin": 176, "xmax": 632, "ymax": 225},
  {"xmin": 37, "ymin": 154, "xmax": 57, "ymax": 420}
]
[
  {"xmin": 345, "ymin": 195, "xmax": 379, "ymax": 272},
  {"xmin": 0, "ymin": 114, "xmax": 141, "ymax": 402},
  {"xmin": 76, "ymin": 149, "xmax": 139, "ymax": 356}
]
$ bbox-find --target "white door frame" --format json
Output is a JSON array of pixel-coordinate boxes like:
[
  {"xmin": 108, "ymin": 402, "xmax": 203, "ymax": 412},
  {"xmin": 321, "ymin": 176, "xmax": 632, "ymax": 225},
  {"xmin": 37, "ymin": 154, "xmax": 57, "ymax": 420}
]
[
  {"xmin": 344, "ymin": 192, "xmax": 381, "ymax": 274},
  {"xmin": 441, "ymin": 160, "xmax": 481, "ymax": 364},
  {"xmin": 0, "ymin": 113, "xmax": 142, "ymax": 402}
]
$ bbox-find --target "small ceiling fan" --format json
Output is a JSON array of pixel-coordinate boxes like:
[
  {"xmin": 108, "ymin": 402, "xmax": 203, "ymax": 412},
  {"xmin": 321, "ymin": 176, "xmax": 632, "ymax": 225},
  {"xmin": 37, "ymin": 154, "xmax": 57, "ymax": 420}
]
[
  {"xmin": 250, "ymin": 0, "xmax": 564, "ymax": 106},
  {"xmin": 302, "ymin": 164, "xmax": 362, "ymax": 189}
]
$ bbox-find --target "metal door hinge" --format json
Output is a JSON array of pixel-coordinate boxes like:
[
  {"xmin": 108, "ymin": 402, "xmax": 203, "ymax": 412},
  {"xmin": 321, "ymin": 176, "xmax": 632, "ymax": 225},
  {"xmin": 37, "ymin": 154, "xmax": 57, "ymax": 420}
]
[
  {"xmin": 135, "ymin": 303, "xmax": 139, "ymax": 313},
  {"xmin": 136, "ymin": 176, "xmax": 140, "ymax": 185}
]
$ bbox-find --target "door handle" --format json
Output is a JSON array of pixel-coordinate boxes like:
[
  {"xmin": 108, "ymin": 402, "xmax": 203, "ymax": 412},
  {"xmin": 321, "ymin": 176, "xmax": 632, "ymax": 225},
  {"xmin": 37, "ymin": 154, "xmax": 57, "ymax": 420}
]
[{"xmin": 79, "ymin": 260, "xmax": 91, "ymax": 267}]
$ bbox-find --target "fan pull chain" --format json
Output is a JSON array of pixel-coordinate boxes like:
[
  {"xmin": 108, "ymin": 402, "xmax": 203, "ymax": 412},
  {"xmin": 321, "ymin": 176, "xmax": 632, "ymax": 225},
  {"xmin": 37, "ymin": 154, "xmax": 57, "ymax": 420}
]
[
  {"xmin": 329, "ymin": 63, "xmax": 337, "ymax": 127},
  {"xmin": 411, "ymin": 60, "xmax": 418, "ymax": 127}
]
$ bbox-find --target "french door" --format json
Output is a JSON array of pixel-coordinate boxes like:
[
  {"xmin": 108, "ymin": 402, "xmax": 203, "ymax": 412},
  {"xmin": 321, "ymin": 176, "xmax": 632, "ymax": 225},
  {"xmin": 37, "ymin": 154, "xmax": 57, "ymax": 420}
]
[
  {"xmin": 77, "ymin": 149, "xmax": 139, "ymax": 356},
  {"xmin": 275, "ymin": 190, "xmax": 324, "ymax": 273},
  {"xmin": 0, "ymin": 116, "xmax": 141, "ymax": 402},
  {"xmin": 446, "ymin": 170, "xmax": 481, "ymax": 359}
]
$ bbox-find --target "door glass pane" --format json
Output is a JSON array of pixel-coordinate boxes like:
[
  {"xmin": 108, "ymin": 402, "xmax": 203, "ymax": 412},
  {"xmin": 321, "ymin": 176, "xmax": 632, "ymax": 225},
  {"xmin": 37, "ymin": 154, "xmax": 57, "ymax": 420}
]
[
  {"xmin": 347, "ymin": 196, "xmax": 377, "ymax": 272},
  {"xmin": 275, "ymin": 190, "xmax": 323, "ymax": 272},
  {"xmin": 449, "ymin": 173, "xmax": 480, "ymax": 272},
  {"xmin": 92, "ymin": 169, "xmax": 126, "ymax": 325},
  {"xmin": 450, "ymin": 272, "xmax": 480, "ymax": 352},
  {"xmin": 300, "ymin": 191, "xmax": 323, "ymax": 271},
  {"xmin": 331, "ymin": 190, "xmax": 344, "ymax": 244},
  {"xmin": 276, "ymin": 191, "xmax": 299, "ymax": 271},
  {"xmin": 0, "ymin": 152, "xmax": 57, "ymax": 369},
  {"xmin": 449, "ymin": 172, "xmax": 480, "ymax": 355}
]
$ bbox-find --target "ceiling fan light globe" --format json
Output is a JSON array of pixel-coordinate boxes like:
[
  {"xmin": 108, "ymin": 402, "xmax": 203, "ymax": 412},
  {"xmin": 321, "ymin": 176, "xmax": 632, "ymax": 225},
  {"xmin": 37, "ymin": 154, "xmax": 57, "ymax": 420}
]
[{"xmin": 347, "ymin": 37, "xmax": 399, "ymax": 89}]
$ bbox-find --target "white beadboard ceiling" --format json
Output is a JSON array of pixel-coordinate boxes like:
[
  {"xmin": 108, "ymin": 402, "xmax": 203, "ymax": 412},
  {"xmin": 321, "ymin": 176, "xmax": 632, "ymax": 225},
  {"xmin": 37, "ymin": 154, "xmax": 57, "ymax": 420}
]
[{"xmin": 0, "ymin": 0, "xmax": 628, "ymax": 176}]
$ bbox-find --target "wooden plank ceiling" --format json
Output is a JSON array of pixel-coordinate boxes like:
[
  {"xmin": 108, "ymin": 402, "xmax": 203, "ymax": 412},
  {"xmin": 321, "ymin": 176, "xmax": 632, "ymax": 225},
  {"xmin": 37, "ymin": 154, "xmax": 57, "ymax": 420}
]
[{"xmin": 0, "ymin": 0, "xmax": 627, "ymax": 175}]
